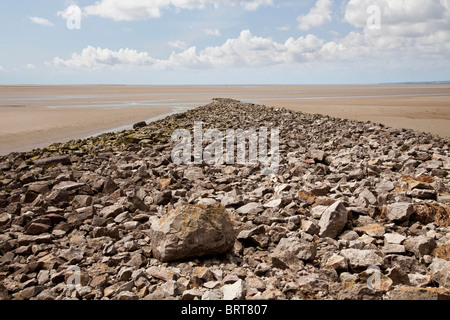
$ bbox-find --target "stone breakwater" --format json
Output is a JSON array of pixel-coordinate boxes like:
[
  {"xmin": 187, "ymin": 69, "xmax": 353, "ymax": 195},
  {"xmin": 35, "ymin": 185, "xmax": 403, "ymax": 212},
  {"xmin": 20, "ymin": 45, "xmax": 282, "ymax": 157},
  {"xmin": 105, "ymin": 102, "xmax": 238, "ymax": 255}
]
[{"xmin": 0, "ymin": 98, "xmax": 449, "ymax": 300}]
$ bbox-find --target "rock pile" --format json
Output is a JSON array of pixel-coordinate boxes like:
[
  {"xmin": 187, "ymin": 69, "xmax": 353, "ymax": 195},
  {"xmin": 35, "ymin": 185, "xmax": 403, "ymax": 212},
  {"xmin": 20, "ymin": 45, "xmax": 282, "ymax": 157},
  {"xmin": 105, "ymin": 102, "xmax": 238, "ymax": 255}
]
[{"xmin": 0, "ymin": 98, "xmax": 449, "ymax": 300}]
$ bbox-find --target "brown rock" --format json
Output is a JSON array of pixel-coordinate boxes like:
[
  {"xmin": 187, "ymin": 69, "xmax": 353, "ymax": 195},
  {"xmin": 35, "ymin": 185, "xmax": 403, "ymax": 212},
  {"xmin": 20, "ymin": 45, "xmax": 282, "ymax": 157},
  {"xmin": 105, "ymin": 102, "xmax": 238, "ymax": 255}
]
[
  {"xmin": 432, "ymin": 244, "xmax": 450, "ymax": 261},
  {"xmin": 24, "ymin": 222, "xmax": 51, "ymax": 235},
  {"xmin": 150, "ymin": 204, "xmax": 236, "ymax": 262},
  {"xmin": 34, "ymin": 155, "xmax": 71, "ymax": 167}
]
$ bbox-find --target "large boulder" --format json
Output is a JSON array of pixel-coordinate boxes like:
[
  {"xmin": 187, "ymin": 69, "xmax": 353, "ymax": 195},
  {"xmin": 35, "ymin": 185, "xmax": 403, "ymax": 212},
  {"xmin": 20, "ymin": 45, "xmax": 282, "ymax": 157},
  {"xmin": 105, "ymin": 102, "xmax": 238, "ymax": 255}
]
[{"xmin": 150, "ymin": 204, "xmax": 236, "ymax": 262}]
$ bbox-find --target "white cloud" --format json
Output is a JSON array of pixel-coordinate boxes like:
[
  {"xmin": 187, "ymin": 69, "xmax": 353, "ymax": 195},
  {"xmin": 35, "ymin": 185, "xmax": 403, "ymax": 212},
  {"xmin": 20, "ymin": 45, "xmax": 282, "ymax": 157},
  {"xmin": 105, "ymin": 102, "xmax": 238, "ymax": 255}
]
[
  {"xmin": 51, "ymin": 46, "xmax": 156, "ymax": 70},
  {"xmin": 83, "ymin": 0, "xmax": 273, "ymax": 21},
  {"xmin": 28, "ymin": 16, "xmax": 54, "ymax": 27},
  {"xmin": 343, "ymin": 0, "xmax": 450, "ymax": 59},
  {"xmin": 276, "ymin": 25, "xmax": 290, "ymax": 31},
  {"xmin": 297, "ymin": 0, "xmax": 333, "ymax": 31},
  {"xmin": 50, "ymin": 30, "xmax": 325, "ymax": 71},
  {"xmin": 26, "ymin": 64, "xmax": 37, "ymax": 69},
  {"xmin": 204, "ymin": 28, "xmax": 222, "ymax": 36},
  {"xmin": 0, "ymin": 66, "xmax": 5, "ymax": 72},
  {"xmin": 345, "ymin": 0, "xmax": 448, "ymax": 33},
  {"xmin": 168, "ymin": 40, "xmax": 189, "ymax": 50},
  {"xmin": 49, "ymin": 12, "xmax": 450, "ymax": 73},
  {"xmin": 57, "ymin": 4, "xmax": 83, "ymax": 20}
]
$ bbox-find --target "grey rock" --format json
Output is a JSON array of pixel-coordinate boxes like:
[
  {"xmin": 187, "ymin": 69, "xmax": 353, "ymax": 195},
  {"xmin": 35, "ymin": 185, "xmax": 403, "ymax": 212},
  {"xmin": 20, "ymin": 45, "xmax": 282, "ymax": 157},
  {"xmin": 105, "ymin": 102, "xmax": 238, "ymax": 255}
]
[
  {"xmin": 53, "ymin": 181, "xmax": 85, "ymax": 191},
  {"xmin": 409, "ymin": 189, "xmax": 437, "ymax": 199},
  {"xmin": 340, "ymin": 249, "xmax": 384, "ymax": 271},
  {"xmin": 429, "ymin": 258, "xmax": 450, "ymax": 289},
  {"xmin": 301, "ymin": 219, "xmax": 320, "ymax": 235},
  {"xmin": 100, "ymin": 204, "xmax": 124, "ymax": 219},
  {"xmin": 236, "ymin": 202, "xmax": 263, "ymax": 215},
  {"xmin": 384, "ymin": 233, "xmax": 406, "ymax": 244},
  {"xmin": 116, "ymin": 291, "xmax": 138, "ymax": 300},
  {"xmin": 271, "ymin": 237, "xmax": 316, "ymax": 270},
  {"xmin": 404, "ymin": 236, "xmax": 437, "ymax": 258},
  {"xmin": 386, "ymin": 202, "xmax": 413, "ymax": 222},
  {"xmin": 222, "ymin": 279, "xmax": 246, "ymax": 300},
  {"xmin": 318, "ymin": 201, "xmax": 348, "ymax": 239},
  {"xmin": 382, "ymin": 244, "xmax": 406, "ymax": 254},
  {"xmin": 263, "ymin": 198, "xmax": 283, "ymax": 209}
]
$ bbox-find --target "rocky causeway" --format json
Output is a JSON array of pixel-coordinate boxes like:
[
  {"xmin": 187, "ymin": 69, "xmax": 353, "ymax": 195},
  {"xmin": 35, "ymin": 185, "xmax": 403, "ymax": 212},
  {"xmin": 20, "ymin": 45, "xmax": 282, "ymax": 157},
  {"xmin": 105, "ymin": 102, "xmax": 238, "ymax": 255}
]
[{"xmin": 0, "ymin": 98, "xmax": 449, "ymax": 300}]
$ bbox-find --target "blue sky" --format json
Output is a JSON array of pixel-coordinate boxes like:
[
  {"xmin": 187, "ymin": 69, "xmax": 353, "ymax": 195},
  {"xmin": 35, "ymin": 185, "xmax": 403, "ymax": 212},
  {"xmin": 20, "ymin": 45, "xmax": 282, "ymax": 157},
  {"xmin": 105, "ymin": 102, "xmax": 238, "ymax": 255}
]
[{"xmin": 0, "ymin": 0, "xmax": 449, "ymax": 84}]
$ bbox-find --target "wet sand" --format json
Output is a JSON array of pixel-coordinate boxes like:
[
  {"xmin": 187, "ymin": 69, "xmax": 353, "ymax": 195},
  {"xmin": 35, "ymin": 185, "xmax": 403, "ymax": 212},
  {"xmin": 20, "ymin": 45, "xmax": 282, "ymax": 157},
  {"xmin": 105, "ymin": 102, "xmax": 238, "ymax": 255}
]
[{"xmin": 0, "ymin": 84, "xmax": 449, "ymax": 155}]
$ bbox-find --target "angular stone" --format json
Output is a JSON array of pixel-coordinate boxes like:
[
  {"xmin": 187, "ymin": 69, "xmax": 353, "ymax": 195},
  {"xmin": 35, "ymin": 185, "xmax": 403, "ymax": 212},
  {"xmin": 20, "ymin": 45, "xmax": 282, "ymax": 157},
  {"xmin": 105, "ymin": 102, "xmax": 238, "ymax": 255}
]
[
  {"xmin": 150, "ymin": 204, "xmax": 236, "ymax": 262},
  {"xmin": 182, "ymin": 288, "xmax": 204, "ymax": 300},
  {"xmin": 377, "ymin": 180, "xmax": 395, "ymax": 192},
  {"xmin": 331, "ymin": 283, "xmax": 383, "ymax": 300},
  {"xmin": 0, "ymin": 213, "xmax": 10, "ymax": 227},
  {"xmin": 263, "ymin": 198, "xmax": 283, "ymax": 209},
  {"xmin": 318, "ymin": 201, "xmax": 348, "ymax": 239},
  {"xmin": 301, "ymin": 219, "xmax": 320, "ymax": 235},
  {"xmin": 102, "ymin": 177, "xmax": 118, "ymax": 194},
  {"xmin": 46, "ymin": 189, "xmax": 69, "ymax": 205},
  {"xmin": 237, "ymin": 225, "xmax": 266, "ymax": 247},
  {"xmin": 271, "ymin": 237, "xmax": 316, "ymax": 270},
  {"xmin": 384, "ymin": 233, "xmax": 406, "ymax": 244},
  {"xmin": 404, "ymin": 236, "xmax": 437, "ymax": 258},
  {"xmin": 100, "ymin": 204, "xmax": 124, "ymax": 219},
  {"xmin": 326, "ymin": 254, "xmax": 348, "ymax": 271},
  {"xmin": 222, "ymin": 279, "xmax": 246, "ymax": 300},
  {"xmin": 359, "ymin": 189, "xmax": 377, "ymax": 205},
  {"xmin": 340, "ymin": 249, "xmax": 384, "ymax": 271},
  {"xmin": 34, "ymin": 155, "xmax": 71, "ymax": 167},
  {"xmin": 24, "ymin": 222, "xmax": 51, "ymax": 235},
  {"xmin": 236, "ymin": 202, "xmax": 263, "ymax": 215},
  {"xmin": 53, "ymin": 181, "xmax": 85, "ymax": 191},
  {"xmin": 386, "ymin": 202, "xmax": 413, "ymax": 222},
  {"xmin": 382, "ymin": 244, "xmax": 406, "ymax": 254},
  {"xmin": 310, "ymin": 205, "xmax": 328, "ymax": 219},
  {"xmin": 220, "ymin": 196, "xmax": 243, "ymax": 208},
  {"xmin": 184, "ymin": 167, "xmax": 205, "ymax": 181},
  {"xmin": 408, "ymin": 274, "xmax": 431, "ymax": 288},
  {"xmin": 409, "ymin": 189, "xmax": 437, "ymax": 199},
  {"xmin": 116, "ymin": 291, "xmax": 138, "ymax": 300},
  {"xmin": 429, "ymin": 258, "xmax": 450, "ymax": 289},
  {"xmin": 354, "ymin": 224, "xmax": 385, "ymax": 237},
  {"xmin": 146, "ymin": 266, "xmax": 178, "ymax": 282},
  {"xmin": 71, "ymin": 195, "xmax": 93, "ymax": 208},
  {"xmin": 27, "ymin": 181, "xmax": 51, "ymax": 195}
]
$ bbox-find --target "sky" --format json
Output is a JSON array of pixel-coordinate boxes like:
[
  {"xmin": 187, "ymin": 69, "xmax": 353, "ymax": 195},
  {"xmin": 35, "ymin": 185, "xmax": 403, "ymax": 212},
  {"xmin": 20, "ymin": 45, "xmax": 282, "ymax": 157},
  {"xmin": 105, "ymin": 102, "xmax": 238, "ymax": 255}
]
[{"xmin": 0, "ymin": 0, "xmax": 449, "ymax": 85}]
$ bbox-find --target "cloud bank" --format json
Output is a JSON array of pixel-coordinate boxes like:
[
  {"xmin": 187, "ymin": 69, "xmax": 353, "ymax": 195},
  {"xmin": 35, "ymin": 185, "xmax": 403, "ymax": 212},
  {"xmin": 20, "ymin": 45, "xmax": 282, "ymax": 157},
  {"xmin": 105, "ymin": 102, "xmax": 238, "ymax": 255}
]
[{"xmin": 51, "ymin": 0, "xmax": 450, "ymax": 74}]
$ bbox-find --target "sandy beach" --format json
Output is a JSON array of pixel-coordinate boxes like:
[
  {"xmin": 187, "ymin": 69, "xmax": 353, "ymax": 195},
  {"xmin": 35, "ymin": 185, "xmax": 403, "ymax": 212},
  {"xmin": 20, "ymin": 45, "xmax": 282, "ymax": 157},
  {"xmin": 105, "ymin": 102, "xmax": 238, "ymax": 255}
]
[{"xmin": 0, "ymin": 84, "xmax": 449, "ymax": 155}]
